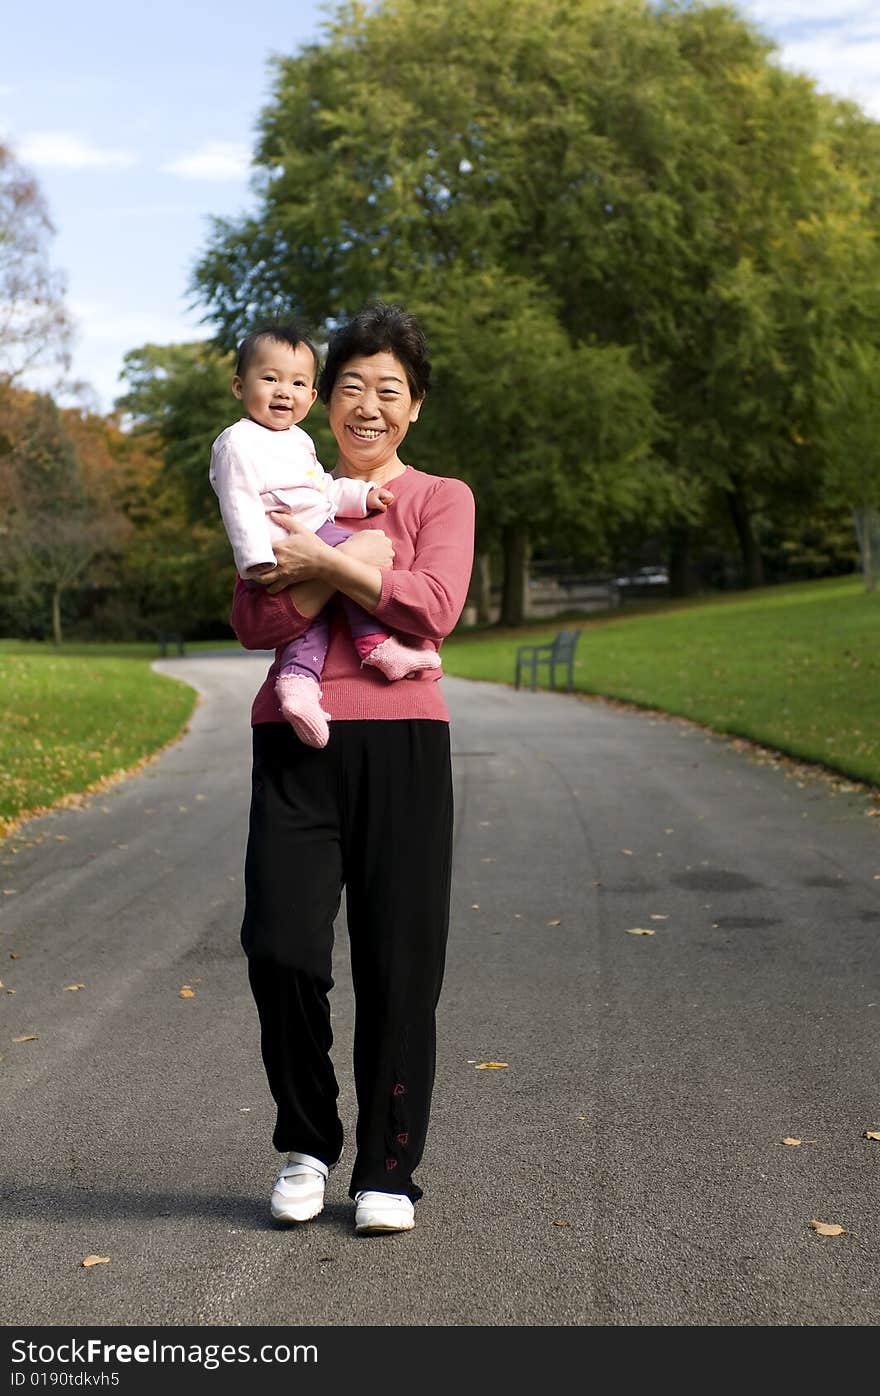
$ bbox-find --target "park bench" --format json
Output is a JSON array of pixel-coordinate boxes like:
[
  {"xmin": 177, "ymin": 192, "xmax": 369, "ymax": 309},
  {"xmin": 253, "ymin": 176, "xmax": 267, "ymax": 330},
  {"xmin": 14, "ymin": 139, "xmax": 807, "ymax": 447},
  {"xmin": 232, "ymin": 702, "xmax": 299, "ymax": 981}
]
[{"xmin": 514, "ymin": 628, "xmax": 581, "ymax": 692}]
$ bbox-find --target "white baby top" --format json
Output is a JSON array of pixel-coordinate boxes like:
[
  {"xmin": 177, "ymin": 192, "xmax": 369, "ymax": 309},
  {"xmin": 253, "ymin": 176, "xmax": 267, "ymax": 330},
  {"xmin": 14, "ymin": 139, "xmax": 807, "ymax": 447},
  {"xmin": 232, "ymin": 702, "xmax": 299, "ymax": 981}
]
[{"xmin": 209, "ymin": 417, "xmax": 372, "ymax": 577}]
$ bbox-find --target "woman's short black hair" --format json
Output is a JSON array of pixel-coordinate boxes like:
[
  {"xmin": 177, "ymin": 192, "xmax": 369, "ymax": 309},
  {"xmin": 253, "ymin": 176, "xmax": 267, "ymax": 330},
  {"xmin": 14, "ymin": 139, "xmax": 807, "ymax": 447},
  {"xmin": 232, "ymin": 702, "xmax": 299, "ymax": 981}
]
[
  {"xmin": 318, "ymin": 302, "xmax": 431, "ymax": 403},
  {"xmin": 235, "ymin": 322, "xmax": 319, "ymax": 382}
]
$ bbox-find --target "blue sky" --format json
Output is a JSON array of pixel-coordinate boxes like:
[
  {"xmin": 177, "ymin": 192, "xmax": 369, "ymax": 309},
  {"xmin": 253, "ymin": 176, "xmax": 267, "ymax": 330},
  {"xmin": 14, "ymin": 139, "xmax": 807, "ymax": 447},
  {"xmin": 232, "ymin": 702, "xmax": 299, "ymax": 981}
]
[{"xmin": 3, "ymin": 1, "xmax": 878, "ymax": 413}]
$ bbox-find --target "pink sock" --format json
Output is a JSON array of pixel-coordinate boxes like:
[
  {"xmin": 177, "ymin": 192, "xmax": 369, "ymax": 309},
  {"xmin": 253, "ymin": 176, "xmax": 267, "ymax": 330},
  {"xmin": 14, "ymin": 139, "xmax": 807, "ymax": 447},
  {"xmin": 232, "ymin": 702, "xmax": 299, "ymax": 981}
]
[
  {"xmin": 360, "ymin": 635, "xmax": 442, "ymax": 682},
  {"xmin": 352, "ymin": 632, "xmax": 388, "ymax": 662},
  {"xmin": 275, "ymin": 674, "xmax": 331, "ymax": 748}
]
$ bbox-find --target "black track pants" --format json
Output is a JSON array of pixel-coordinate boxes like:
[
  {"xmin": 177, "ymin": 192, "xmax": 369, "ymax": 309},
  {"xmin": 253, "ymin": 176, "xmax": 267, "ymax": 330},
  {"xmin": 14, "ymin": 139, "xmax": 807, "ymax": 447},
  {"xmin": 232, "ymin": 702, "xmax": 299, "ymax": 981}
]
[{"xmin": 241, "ymin": 719, "xmax": 453, "ymax": 1202}]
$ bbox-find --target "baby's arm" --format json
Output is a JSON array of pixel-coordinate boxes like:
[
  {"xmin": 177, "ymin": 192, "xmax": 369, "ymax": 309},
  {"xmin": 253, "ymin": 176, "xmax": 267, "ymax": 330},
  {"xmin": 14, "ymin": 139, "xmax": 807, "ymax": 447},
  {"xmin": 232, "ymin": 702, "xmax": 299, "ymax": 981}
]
[
  {"xmin": 366, "ymin": 485, "xmax": 394, "ymax": 512},
  {"xmin": 209, "ymin": 438, "xmax": 277, "ymax": 577},
  {"xmin": 326, "ymin": 475, "xmax": 375, "ymax": 519}
]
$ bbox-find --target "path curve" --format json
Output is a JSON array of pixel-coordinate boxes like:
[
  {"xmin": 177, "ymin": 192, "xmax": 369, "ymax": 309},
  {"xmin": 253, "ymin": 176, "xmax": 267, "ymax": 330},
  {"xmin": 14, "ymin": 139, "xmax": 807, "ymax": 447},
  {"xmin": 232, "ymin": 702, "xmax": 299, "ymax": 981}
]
[{"xmin": 0, "ymin": 653, "xmax": 878, "ymax": 1327}]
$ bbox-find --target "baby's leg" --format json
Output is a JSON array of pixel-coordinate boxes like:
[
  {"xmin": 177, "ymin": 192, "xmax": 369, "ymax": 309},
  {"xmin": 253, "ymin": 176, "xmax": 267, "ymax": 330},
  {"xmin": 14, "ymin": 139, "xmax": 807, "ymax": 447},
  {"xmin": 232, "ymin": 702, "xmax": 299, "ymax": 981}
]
[
  {"xmin": 317, "ymin": 521, "xmax": 441, "ymax": 681},
  {"xmin": 343, "ymin": 600, "xmax": 442, "ymax": 680},
  {"xmin": 275, "ymin": 614, "xmax": 332, "ymax": 748}
]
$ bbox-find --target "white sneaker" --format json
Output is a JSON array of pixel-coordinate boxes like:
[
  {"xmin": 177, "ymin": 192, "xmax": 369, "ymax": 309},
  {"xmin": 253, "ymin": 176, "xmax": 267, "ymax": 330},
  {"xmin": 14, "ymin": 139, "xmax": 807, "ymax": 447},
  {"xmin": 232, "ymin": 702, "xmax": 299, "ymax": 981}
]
[
  {"xmin": 354, "ymin": 1190, "xmax": 415, "ymax": 1234},
  {"xmin": 270, "ymin": 1151, "xmax": 329, "ymax": 1223}
]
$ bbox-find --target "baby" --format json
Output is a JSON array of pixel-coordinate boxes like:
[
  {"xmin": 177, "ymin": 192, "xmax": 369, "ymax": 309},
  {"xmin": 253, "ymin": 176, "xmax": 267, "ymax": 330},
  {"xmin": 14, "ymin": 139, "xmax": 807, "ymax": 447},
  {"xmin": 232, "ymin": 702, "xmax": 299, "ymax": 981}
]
[{"xmin": 209, "ymin": 323, "xmax": 439, "ymax": 747}]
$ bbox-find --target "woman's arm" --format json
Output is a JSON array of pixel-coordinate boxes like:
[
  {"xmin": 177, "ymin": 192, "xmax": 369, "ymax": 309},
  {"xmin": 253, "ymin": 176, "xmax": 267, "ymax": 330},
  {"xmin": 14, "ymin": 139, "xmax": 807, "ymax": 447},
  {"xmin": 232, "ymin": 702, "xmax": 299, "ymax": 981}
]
[
  {"xmin": 230, "ymin": 579, "xmax": 318, "ymax": 651},
  {"xmin": 230, "ymin": 524, "xmax": 394, "ymax": 651},
  {"xmin": 368, "ymin": 478, "xmax": 476, "ymax": 641},
  {"xmin": 262, "ymin": 515, "xmax": 393, "ymax": 610}
]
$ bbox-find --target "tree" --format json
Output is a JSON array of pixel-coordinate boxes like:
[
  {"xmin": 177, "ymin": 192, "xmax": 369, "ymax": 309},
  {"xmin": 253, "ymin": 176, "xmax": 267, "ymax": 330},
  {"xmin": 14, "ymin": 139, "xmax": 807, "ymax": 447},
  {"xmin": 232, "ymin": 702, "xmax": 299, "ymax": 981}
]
[
  {"xmin": 115, "ymin": 342, "xmax": 240, "ymax": 636},
  {"xmin": 410, "ymin": 269, "xmax": 661, "ymax": 622},
  {"xmin": 0, "ymin": 395, "xmax": 128, "ymax": 643},
  {"xmin": 815, "ymin": 342, "xmax": 880, "ymax": 592},
  {"xmin": 192, "ymin": 0, "xmax": 880, "ymax": 604},
  {"xmin": 0, "ymin": 143, "xmax": 73, "ymax": 391},
  {"xmin": 116, "ymin": 341, "xmax": 235, "ymax": 522}
]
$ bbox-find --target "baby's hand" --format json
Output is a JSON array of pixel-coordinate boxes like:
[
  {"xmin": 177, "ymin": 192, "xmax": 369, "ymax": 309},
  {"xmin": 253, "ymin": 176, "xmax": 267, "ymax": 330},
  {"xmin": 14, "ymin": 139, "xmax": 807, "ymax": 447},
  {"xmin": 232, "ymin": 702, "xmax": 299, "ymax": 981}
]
[{"xmin": 366, "ymin": 485, "xmax": 394, "ymax": 512}]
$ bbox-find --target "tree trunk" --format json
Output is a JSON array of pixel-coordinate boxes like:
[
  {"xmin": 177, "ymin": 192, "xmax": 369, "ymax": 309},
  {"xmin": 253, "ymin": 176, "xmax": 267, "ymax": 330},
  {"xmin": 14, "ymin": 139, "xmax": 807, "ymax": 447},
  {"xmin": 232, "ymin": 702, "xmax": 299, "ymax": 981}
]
[
  {"xmin": 726, "ymin": 489, "xmax": 764, "ymax": 588},
  {"xmin": 499, "ymin": 526, "xmax": 529, "ymax": 627},
  {"xmin": 52, "ymin": 585, "xmax": 63, "ymax": 645},
  {"xmin": 667, "ymin": 526, "xmax": 697, "ymax": 597},
  {"xmin": 853, "ymin": 505, "xmax": 879, "ymax": 593},
  {"xmin": 474, "ymin": 551, "xmax": 493, "ymax": 623}
]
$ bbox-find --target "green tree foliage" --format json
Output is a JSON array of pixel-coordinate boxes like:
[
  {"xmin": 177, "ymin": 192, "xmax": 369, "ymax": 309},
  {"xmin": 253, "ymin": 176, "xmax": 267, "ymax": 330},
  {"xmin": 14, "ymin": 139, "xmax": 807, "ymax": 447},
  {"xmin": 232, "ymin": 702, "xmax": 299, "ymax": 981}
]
[
  {"xmin": 117, "ymin": 341, "xmax": 235, "ymax": 522},
  {"xmin": 192, "ymin": 0, "xmax": 880, "ymax": 606},
  {"xmin": 815, "ymin": 341, "xmax": 880, "ymax": 591},
  {"xmin": 114, "ymin": 341, "xmax": 240, "ymax": 634},
  {"xmin": 410, "ymin": 269, "xmax": 662, "ymax": 620}
]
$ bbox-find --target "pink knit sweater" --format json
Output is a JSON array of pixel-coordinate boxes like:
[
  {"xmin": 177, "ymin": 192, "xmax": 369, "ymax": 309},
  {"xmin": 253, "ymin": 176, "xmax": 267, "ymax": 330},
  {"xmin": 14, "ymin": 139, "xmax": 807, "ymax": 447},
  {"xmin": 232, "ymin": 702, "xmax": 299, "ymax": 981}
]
[{"xmin": 231, "ymin": 465, "xmax": 476, "ymax": 725}]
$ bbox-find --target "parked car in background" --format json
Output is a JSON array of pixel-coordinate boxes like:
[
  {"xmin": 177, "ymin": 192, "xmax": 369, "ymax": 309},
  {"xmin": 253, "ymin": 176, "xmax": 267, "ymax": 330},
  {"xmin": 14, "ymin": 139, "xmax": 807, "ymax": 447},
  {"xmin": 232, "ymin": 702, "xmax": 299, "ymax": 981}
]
[{"xmin": 613, "ymin": 565, "xmax": 670, "ymax": 593}]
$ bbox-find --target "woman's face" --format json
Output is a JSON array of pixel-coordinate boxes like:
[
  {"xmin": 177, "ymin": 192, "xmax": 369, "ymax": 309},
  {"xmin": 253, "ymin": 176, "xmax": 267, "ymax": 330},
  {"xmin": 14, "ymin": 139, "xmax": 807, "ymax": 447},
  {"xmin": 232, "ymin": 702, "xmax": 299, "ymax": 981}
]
[{"xmin": 328, "ymin": 351, "xmax": 422, "ymax": 477}]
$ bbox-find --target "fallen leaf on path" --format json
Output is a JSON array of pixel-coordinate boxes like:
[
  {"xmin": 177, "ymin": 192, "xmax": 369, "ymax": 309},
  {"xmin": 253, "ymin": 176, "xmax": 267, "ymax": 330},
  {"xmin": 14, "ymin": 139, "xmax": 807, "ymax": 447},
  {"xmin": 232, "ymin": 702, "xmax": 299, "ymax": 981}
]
[
  {"xmin": 9, "ymin": 953, "xmax": 20, "ymax": 960},
  {"xmin": 3, "ymin": 890, "xmax": 17, "ymax": 896},
  {"xmin": 782, "ymin": 1137, "xmax": 802, "ymax": 1146},
  {"xmin": 474, "ymin": 1061, "xmax": 508, "ymax": 1070},
  {"xmin": 552, "ymin": 1220, "xmax": 571, "ymax": 1228},
  {"xmin": 63, "ymin": 984, "xmax": 85, "ymax": 992},
  {"xmin": 546, "ymin": 919, "xmax": 561, "ymax": 926},
  {"xmin": 81, "ymin": 1256, "xmax": 111, "ymax": 1268},
  {"xmin": 621, "ymin": 849, "xmax": 634, "ymax": 856},
  {"xmin": 179, "ymin": 986, "xmax": 195, "ymax": 998},
  {"xmin": 471, "ymin": 904, "xmax": 480, "ymax": 910},
  {"xmin": 13, "ymin": 1035, "xmax": 38, "ymax": 1043},
  {"xmin": 864, "ymin": 1130, "xmax": 880, "ymax": 1141},
  {"xmin": 54, "ymin": 835, "xmax": 68, "ymax": 842},
  {"xmin": 625, "ymin": 927, "xmax": 655, "ymax": 937},
  {"xmin": 650, "ymin": 914, "xmax": 668, "ymax": 921},
  {"xmin": 808, "ymin": 1220, "xmax": 845, "ymax": 1237}
]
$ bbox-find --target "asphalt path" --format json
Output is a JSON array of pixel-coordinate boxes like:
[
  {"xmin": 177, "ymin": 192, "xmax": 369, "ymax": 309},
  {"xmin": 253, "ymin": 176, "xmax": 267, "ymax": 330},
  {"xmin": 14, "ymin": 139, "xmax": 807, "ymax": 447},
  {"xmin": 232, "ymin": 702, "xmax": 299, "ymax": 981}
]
[{"xmin": 0, "ymin": 652, "xmax": 878, "ymax": 1330}]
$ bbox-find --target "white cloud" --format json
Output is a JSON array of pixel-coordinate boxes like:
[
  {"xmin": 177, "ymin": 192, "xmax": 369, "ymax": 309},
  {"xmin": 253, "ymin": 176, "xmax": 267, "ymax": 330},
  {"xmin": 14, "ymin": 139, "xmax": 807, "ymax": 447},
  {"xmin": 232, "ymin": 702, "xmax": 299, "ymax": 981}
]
[
  {"xmin": 162, "ymin": 140, "xmax": 250, "ymax": 181},
  {"xmin": 18, "ymin": 131, "xmax": 136, "ymax": 170},
  {"xmin": 55, "ymin": 299, "xmax": 212, "ymax": 412},
  {"xmin": 733, "ymin": 4, "xmax": 880, "ymax": 121},
  {"xmin": 743, "ymin": 1, "xmax": 877, "ymax": 27},
  {"xmin": 781, "ymin": 35, "xmax": 880, "ymax": 103}
]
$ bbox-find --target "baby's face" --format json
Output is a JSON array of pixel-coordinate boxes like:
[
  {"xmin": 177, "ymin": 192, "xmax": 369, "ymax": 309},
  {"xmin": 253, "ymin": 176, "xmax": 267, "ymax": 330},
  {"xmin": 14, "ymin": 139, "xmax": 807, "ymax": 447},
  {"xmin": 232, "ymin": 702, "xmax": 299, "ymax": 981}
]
[{"xmin": 232, "ymin": 338, "xmax": 317, "ymax": 431}]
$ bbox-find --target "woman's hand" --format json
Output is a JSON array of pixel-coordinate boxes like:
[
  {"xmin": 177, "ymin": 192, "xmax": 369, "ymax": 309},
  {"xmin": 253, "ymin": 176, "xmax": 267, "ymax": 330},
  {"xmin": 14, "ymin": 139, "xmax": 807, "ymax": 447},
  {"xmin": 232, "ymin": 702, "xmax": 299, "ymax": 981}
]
[
  {"xmin": 336, "ymin": 529, "xmax": 395, "ymax": 571},
  {"xmin": 259, "ymin": 514, "xmax": 333, "ymax": 593},
  {"xmin": 259, "ymin": 514, "xmax": 395, "ymax": 596}
]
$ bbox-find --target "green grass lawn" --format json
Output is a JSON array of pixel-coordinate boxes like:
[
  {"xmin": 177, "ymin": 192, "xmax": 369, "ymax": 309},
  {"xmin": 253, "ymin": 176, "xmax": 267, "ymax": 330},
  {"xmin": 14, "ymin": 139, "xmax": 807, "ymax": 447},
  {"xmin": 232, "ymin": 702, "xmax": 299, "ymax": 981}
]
[
  {"xmin": 2, "ymin": 576, "xmax": 877, "ymax": 838},
  {"xmin": 441, "ymin": 574, "xmax": 880, "ymax": 788},
  {"xmin": 0, "ymin": 640, "xmax": 204, "ymax": 836}
]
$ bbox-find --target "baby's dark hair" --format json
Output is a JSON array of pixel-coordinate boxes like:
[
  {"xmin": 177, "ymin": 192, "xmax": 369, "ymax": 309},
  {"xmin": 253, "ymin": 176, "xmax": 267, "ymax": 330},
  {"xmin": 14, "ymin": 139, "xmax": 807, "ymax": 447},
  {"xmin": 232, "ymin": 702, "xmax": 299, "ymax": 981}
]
[
  {"xmin": 318, "ymin": 302, "xmax": 431, "ymax": 403},
  {"xmin": 235, "ymin": 322, "xmax": 319, "ymax": 382}
]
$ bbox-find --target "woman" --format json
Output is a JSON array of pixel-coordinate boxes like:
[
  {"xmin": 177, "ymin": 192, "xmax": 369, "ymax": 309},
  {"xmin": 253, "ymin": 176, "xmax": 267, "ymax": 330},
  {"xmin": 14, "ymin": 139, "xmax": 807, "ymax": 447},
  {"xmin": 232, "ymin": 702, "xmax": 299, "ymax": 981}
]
[{"xmin": 231, "ymin": 302, "xmax": 475, "ymax": 1235}]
